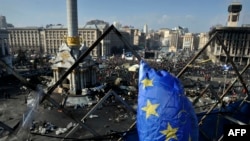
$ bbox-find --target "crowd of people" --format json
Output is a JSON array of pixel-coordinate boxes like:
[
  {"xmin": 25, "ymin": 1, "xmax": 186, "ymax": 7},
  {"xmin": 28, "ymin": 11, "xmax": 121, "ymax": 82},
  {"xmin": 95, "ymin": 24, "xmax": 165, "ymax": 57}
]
[
  {"xmin": 91, "ymin": 51, "xmax": 249, "ymax": 106},
  {"xmin": 95, "ymin": 51, "xmax": 249, "ymax": 84}
]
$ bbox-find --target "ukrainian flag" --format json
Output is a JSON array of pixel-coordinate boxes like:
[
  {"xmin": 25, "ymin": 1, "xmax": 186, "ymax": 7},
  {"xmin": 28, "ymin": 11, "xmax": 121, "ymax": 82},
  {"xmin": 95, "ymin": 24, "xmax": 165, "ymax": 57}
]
[{"xmin": 137, "ymin": 60, "xmax": 198, "ymax": 141}]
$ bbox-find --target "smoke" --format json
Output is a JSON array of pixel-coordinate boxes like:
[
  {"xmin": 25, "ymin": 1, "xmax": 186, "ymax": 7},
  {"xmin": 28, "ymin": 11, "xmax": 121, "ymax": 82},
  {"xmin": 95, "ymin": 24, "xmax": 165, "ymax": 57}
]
[{"xmin": 16, "ymin": 85, "xmax": 44, "ymax": 140}]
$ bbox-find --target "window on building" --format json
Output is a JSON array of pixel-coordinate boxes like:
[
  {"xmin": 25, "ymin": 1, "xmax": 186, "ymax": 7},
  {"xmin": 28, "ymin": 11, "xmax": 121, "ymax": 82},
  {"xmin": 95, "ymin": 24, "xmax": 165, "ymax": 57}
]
[
  {"xmin": 232, "ymin": 15, "xmax": 238, "ymax": 22},
  {"xmin": 217, "ymin": 47, "xmax": 220, "ymax": 52}
]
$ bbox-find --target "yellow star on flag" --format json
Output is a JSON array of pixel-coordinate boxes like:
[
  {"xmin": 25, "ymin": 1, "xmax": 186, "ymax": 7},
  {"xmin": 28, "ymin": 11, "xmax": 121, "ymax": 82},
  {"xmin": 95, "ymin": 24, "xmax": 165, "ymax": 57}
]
[
  {"xmin": 141, "ymin": 99, "xmax": 159, "ymax": 119},
  {"xmin": 141, "ymin": 78, "xmax": 153, "ymax": 88},
  {"xmin": 160, "ymin": 123, "xmax": 178, "ymax": 141}
]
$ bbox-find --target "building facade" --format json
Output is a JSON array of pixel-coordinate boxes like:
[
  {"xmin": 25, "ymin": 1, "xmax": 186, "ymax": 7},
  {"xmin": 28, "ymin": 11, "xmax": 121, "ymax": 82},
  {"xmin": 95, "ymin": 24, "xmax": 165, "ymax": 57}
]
[
  {"xmin": 133, "ymin": 29, "xmax": 146, "ymax": 48},
  {"xmin": 182, "ymin": 33, "xmax": 196, "ymax": 51},
  {"xmin": 7, "ymin": 25, "xmax": 107, "ymax": 58},
  {"xmin": 42, "ymin": 25, "xmax": 67, "ymax": 54},
  {"xmin": 82, "ymin": 20, "xmax": 110, "ymax": 57},
  {"xmin": 108, "ymin": 29, "xmax": 130, "ymax": 55},
  {"xmin": 143, "ymin": 24, "xmax": 148, "ymax": 35},
  {"xmin": 208, "ymin": 2, "xmax": 250, "ymax": 65},
  {"xmin": 158, "ymin": 28, "xmax": 184, "ymax": 52},
  {"xmin": 209, "ymin": 27, "xmax": 250, "ymax": 65},
  {"xmin": 6, "ymin": 19, "xmax": 150, "ymax": 59},
  {"xmin": 7, "ymin": 27, "xmax": 43, "ymax": 54},
  {"xmin": 0, "ymin": 29, "xmax": 12, "ymax": 75},
  {"xmin": 198, "ymin": 32, "xmax": 209, "ymax": 49},
  {"xmin": 0, "ymin": 16, "xmax": 7, "ymax": 29}
]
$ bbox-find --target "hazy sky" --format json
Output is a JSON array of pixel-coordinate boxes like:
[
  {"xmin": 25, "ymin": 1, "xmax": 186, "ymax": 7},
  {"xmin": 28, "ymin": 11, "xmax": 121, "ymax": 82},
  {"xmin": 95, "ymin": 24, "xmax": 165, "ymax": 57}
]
[{"xmin": 1, "ymin": 0, "xmax": 250, "ymax": 33}]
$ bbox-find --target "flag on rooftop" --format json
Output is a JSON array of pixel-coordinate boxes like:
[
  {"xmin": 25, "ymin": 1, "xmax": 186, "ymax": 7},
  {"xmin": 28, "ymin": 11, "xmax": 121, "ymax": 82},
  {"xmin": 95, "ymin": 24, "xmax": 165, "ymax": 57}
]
[{"xmin": 137, "ymin": 60, "xmax": 199, "ymax": 141}]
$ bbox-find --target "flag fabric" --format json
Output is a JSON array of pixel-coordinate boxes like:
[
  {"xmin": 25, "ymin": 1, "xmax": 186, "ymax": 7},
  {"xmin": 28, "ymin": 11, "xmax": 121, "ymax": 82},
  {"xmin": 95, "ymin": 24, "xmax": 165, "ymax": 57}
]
[
  {"xmin": 137, "ymin": 60, "xmax": 198, "ymax": 141},
  {"xmin": 222, "ymin": 64, "xmax": 231, "ymax": 71}
]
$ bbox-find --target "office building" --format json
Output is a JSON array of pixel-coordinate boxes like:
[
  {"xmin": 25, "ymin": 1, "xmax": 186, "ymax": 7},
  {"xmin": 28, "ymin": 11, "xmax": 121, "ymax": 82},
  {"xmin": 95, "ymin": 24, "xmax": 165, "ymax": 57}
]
[
  {"xmin": 7, "ymin": 27, "xmax": 43, "ymax": 54},
  {"xmin": 209, "ymin": 2, "xmax": 250, "ymax": 64},
  {"xmin": 0, "ymin": 16, "xmax": 7, "ymax": 29},
  {"xmin": 182, "ymin": 33, "xmax": 198, "ymax": 51},
  {"xmin": 7, "ymin": 20, "xmax": 111, "ymax": 58},
  {"xmin": 143, "ymin": 24, "xmax": 148, "ymax": 35},
  {"xmin": 0, "ymin": 29, "xmax": 12, "ymax": 75}
]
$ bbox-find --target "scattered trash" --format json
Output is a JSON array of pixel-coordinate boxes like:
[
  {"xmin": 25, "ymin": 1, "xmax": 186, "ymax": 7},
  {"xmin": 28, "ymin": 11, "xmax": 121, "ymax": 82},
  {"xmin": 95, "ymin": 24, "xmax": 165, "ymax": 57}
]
[
  {"xmin": 30, "ymin": 120, "xmax": 57, "ymax": 135},
  {"xmin": 55, "ymin": 128, "xmax": 67, "ymax": 135},
  {"xmin": 65, "ymin": 96, "xmax": 97, "ymax": 108},
  {"xmin": 89, "ymin": 114, "xmax": 98, "ymax": 119},
  {"xmin": 55, "ymin": 122, "xmax": 76, "ymax": 135},
  {"xmin": 115, "ymin": 114, "xmax": 128, "ymax": 123},
  {"xmin": 29, "ymin": 120, "xmax": 77, "ymax": 136},
  {"xmin": 66, "ymin": 122, "xmax": 73, "ymax": 130}
]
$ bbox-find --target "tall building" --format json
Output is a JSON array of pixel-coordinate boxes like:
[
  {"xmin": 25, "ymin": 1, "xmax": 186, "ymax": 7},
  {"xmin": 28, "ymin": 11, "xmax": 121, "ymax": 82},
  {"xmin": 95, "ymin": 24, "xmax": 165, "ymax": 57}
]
[
  {"xmin": 7, "ymin": 22, "xmax": 109, "ymax": 57},
  {"xmin": 113, "ymin": 21, "xmax": 122, "ymax": 30},
  {"xmin": 0, "ymin": 29, "xmax": 12, "ymax": 75},
  {"xmin": 121, "ymin": 26, "xmax": 135, "ymax": 46},
  {"xmin": 121, "ymin": 26, "xmax": 146, "ymax": 50},
  {"xmin": 83, "ymin": 19, "xmax": 110, "ymax": 57},
  {"xmin": 108, "ymin": 29, "xmax": 130, "ymax": 54},
  {"xmin": 6, "ymin": 19, "xmax": 145, "ymax": 59},
  {"xmin": 146, "ymin": 32, "xmax": 161, "ymax": 50},
  {"xmin": 209, "ymin": 27, "xmax": 250, "ymax": 64},
  {"xmin": 0, "ymin": 16, "xmax": 7, "ymax": 29},
  {"xmin": 198, "ymin": 32, "xmax": 209, "ymax": 49},
  {"xmin": 143, "ymin": 24, "xmax": 148, "ymax": 35},
  {"xmin": 158, "ymin": 28, "xmax": 182, "ymax": 51},
  {"xmin": 41, "ymin": 25, "xmax": 67, "ymax": 54},
  {"xmin": 158, "ymin": 28, "xmax": 171, "ymax": 47},
  {"xmin": 8, "ymin": 27, "xmax": 43, "ymax": 54},
  {"xmin": 183, "ymin": 33, "xmax": 195, "ymax": 50},
  {"xmin": 133, "ymin": 29, "xmax": 146, "ymax": 47},
  {"xmin": 227, "ymin": 2, "xmax": 242, "ymax": 27},
  {"xmin": 208, "ymin": 2, "xmax": 250, "ymax": 65}
]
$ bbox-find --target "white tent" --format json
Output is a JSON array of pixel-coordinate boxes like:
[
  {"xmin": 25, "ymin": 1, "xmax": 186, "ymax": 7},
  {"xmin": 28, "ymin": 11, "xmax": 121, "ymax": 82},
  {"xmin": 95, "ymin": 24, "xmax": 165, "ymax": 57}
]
[
  {"xmin": 122, "ymin": 63, "xmax": 131, "ymax": 69},
  {"xmin": 128, "ymin": 64, "xmax": 139, "ymax": 72}
]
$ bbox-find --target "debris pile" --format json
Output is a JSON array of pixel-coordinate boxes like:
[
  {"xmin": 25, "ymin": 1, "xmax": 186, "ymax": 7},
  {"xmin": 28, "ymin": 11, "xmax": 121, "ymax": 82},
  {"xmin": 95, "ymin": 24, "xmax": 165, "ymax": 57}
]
[{"xmin": 29, "ymin": 120, "xmax": 76, "ymax": 136}]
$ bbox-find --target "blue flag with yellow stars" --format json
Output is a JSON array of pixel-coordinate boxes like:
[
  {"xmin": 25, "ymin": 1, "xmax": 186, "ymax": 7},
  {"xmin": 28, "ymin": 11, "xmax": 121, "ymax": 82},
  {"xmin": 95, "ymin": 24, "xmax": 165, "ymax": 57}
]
[{"xmin": 137, "ymin": 60, "xmax": 199, "ymax": 141}]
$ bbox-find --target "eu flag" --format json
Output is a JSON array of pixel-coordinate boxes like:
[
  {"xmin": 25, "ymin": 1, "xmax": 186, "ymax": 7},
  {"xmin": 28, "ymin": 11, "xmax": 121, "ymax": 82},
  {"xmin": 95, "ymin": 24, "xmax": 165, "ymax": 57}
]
[{"xmin": 137, "ymin": 60, "xmax": 198, "ymax": 141}]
